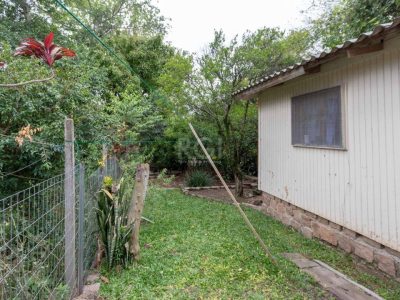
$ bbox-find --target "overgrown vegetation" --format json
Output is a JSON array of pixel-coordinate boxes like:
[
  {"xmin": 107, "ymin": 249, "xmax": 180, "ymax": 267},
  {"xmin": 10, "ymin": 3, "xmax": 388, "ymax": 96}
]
[
  {"xmin": 185, "ymin": 170, "xmax": 213, "ymax": 187},
  {"xmin": 100, "ymin": 189, "xmax": 400, "ymax": 299},
  {"xmin": 1, "ymin": 0, "xmax": 397, "ymax": 197},
  {"xmin": 0, "ymin": 0, "xmax": 175, "ymax": 197},
  {"xmin": 155, "ymin": 168, "xmax": 175, "ymax": 186},
  {"xmin": 307, "ymin": 0, "xmax": 400, "ymax": 49},
  {"xmin": 1, "ymin": 0, "xmax": 399, "ymax": 297},
  {"xmin": 97, "ymin": 176, "xmax": 133, "ymax": 269}
]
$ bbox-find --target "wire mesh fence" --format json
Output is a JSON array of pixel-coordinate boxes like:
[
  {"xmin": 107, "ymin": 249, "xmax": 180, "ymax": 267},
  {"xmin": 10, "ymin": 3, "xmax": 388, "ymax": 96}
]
[
  {"xmin": 79, "ymin": 157, "xmax": 122, "ymax": 287},
  {"xmin": 0, "ymin": 157, "xmax": 121, "ymax": 299}
]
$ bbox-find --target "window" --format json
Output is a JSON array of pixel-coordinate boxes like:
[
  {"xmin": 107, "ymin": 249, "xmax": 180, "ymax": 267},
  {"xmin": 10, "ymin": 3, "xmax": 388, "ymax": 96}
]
[{"xmin": 291, "ymin": 86, "xmax": 343, "ymax": 148}]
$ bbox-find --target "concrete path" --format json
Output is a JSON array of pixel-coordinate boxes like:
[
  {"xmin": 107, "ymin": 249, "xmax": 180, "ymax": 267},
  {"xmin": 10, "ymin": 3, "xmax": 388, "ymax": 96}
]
[{"xmin": 283, "ymin": 253, "xmax": 384, "ymax": 300}]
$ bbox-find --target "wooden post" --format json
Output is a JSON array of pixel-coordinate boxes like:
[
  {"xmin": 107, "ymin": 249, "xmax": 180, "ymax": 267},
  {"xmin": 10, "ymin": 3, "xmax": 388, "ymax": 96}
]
[
  {"xmin": 129, "ymin": 163, "xmax": 150, "ymax": 260},
  {"xmin": 64, "ymin": 118, "xmax": 76, "ymax": 296},
  {"xmin": 77, "ymin": 163, "xmax": 85, "ymax": 294},
  {"xmin": 102, "ymin": 144, "xmax": 108, "ymax": 176}
]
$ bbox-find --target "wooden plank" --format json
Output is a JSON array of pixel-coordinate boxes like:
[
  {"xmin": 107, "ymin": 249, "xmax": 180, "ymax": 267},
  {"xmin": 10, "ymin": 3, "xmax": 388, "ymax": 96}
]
[
  {"xmin": 347, "ymin": 43, "xmax": 384, "ymax": 58},
  {"xmin": 64, "ymin": 118, "xmax": 76, "ymax": 296},
  {"xmin": 304, "ymin": 65, "xmax": 321, "ymax": 74},
  {"xmin": 236, "ymin": 67, "xmax": 306, "ymax": 100}
]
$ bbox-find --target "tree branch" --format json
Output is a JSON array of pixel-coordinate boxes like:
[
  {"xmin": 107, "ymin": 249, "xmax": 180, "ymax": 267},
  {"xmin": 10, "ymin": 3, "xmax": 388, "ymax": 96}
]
[{"xmin": 0, "ymin": 69, "xmax": 55, "ymax": 88}]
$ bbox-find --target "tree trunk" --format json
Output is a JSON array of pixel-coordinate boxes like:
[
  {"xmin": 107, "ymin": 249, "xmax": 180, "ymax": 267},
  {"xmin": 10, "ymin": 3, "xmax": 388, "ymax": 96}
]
[
  {"xmin": 20, "ymin": 0, "xmax": 32, "ymax": 22},
  {"xmin": 234, "ymin": 170, "xmax": 243, "ymax": 197}
]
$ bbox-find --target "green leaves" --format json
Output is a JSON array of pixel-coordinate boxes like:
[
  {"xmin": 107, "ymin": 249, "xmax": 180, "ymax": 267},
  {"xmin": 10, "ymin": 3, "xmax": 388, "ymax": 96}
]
[
  {"xmin": 0, "ymin": 43, "xmax": 51, "ymax": 85},
  {"xmin": 308, "ymin": 0, "xmax": 400, "ymax": 49},
  {"xmin": 97, "ymin": 177, "xmax": 133, "ymax": 269},
  {"xmin": 110, "ymin": 34, "xmax": 174, "ymax": 92},
  {"xmin": 0, "ymin": 42, "xmax": 110, "ymax": 195},
  {"xmin": 184, "ymin": 28, "xmax": 311, "ymax": 191},
  {"xmin": 185, "ymin": 170, "xmax": 214, "ymax": 187}
]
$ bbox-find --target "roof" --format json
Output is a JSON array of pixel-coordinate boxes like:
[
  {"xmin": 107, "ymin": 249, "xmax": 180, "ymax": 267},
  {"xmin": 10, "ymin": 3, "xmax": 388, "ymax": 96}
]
[{"xmin": 233, "ymin": 17, "xmax": 400, "ymax": 99}]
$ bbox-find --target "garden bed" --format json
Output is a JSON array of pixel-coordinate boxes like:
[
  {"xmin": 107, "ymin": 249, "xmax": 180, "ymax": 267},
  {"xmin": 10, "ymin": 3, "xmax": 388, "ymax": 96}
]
[
  {"xmin": 99, "ymin": 188, "xmax": 400, "ymax": 299},
  {"xmin": 183, "ymin": 186, "xmax": 262, "ymax": 205}
]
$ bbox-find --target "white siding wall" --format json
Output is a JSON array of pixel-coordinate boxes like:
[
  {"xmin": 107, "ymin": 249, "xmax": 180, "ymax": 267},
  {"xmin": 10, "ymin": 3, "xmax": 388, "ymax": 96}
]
[{"xmin": 259, "ymin": 36, "xmax": 400, "ymax": 251}]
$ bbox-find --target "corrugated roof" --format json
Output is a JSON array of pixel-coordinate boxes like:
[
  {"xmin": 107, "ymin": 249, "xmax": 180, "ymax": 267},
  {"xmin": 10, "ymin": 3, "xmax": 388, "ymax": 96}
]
[{"xmin": 233, "ymin": 18, "xmax": 400, "ymax": 97}]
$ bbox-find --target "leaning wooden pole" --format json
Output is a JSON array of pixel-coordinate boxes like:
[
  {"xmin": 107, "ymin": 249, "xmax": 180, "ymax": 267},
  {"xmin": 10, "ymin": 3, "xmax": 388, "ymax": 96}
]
[{"xmin": 189, "ymin": 123, "xmax": 276, "ymax": 264}]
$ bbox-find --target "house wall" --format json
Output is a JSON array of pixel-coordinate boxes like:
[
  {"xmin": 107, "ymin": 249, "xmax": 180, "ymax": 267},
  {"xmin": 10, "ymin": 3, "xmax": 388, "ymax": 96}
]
[{"xmin": 258, "ymin": 35, "xmax": 400, "ymax": 256}]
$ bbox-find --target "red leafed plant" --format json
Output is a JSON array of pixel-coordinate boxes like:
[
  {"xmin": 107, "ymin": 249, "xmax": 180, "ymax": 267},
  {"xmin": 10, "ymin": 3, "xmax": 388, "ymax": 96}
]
[
  {"xmin": 0, "ymin": 32, "xmax": 76, "ymax": 88},
  {"xmin": 15, "ymin": 32, "xmax": 76, "ymax": 67},
  {"xmin": 0, "ymin": 61, "xmax": 7, "ymax": 72}
]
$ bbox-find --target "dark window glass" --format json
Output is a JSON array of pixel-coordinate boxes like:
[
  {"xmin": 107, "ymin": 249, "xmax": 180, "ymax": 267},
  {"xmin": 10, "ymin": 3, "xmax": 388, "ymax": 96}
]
[{"xmin": 291, "ymin": 86, "xmax": 343, "ymax": 148}]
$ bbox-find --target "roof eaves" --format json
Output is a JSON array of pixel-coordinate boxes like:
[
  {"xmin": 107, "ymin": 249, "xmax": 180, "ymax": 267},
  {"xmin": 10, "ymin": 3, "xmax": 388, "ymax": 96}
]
[{"xmin": 233, "ymin": 18, "xmax": 400, "ymax": 99}]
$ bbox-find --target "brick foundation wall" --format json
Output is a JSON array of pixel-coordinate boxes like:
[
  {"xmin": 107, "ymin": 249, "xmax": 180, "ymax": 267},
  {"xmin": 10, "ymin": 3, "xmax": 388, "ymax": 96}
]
[{"xmin": 250, "ymin": 192, "xmax": 400, "ymax": 279}]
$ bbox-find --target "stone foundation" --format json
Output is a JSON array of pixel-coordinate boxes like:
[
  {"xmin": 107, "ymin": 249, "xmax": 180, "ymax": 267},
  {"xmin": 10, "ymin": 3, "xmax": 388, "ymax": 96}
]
[{"xmin": 250, "ymin": 192, "xmax": 400, "ymax": 279}]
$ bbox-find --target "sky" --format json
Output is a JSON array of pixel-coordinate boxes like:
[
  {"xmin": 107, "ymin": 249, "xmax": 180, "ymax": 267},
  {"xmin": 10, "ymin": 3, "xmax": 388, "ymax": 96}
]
[{"xmin": 156, "ymin": 0, "xmax": 313, "ymax": 53}]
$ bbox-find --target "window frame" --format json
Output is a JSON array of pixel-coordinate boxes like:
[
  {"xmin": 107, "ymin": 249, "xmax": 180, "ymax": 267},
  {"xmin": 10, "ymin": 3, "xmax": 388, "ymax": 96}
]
[{"xmin": 290, "ymin": 85, "xmax": 347, "ymax": 151}]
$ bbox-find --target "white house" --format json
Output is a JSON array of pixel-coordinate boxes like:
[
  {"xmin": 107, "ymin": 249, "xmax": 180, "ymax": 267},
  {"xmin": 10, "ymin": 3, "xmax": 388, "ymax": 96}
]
[{"xmin": 234, "ymin": 19, "xmax": 400, "ymax": 278}]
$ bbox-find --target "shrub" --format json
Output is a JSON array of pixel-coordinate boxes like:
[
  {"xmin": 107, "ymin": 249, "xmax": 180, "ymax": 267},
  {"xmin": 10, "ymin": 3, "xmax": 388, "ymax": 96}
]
[
  {"xmin": 185, "ymin": 170, "xmax": 213, "ymax": 187},
  {"xmin": 97, "ymin": 176, "xmax": 133, "ymax": 269},
  {"xmin": 156, "ymin": 168, "xmax": 175, "ymax": 186}
]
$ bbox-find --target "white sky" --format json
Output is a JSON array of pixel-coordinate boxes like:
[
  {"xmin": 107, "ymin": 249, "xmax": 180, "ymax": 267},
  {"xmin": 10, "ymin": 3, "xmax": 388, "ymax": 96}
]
[{"xmin": 156, "ymin": 0, "xmax": 313, "ymax": 53}]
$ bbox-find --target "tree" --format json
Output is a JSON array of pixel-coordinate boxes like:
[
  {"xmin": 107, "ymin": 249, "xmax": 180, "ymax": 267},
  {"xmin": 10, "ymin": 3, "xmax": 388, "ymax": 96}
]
[
  {"xmin": 106, "ymin": 82, "xmax": 164, "ymax": 151},
  {"xmin": 308, "ymin": 0, "xmax": 400, "ymax": 49},
  {"xmin": 151, "ymin": 51, "xmax": 194, "ymax": 170},
  {"xmin": 110, "ymin": 34, "xmax": 174, "ymax": 93},
  {"xmin": 188, "ymin": 29, "xmax": 312, "ymax": 196},
  {"xmin": 0, "ymin": 0, "xmax": 168, "ymax": 39},
  {"xmin": 64, "ymin": 0, "xmax": 168, "ymax": 37},
  {"xmin": 0, "ymin": 42, "xmax": 112, "ymax": 196}
]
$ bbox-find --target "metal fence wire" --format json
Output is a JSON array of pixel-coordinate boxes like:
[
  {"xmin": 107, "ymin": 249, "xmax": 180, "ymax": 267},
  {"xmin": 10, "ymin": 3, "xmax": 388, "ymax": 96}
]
[{"xmin": 0, "ymin": 157, "xmax": 121, "ymax": 300}]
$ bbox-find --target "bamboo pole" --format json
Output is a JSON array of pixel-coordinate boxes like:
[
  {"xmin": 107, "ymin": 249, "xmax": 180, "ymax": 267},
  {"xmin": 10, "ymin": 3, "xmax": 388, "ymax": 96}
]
[{"xmin": 189, "ymin": 123, "xmax": 276, "ymax": 264}]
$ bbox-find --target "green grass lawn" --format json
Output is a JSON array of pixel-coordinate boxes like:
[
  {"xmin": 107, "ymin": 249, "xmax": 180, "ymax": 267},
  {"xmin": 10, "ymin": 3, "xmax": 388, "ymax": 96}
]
[{"xmin": 100, "ymin": 188, "xmax": 400, "ymax": 299}]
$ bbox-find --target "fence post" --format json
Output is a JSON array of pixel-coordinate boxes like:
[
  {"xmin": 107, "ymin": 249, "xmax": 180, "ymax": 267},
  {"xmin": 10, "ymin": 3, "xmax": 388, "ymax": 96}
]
[
  {"xmin": 64, "ymin": 118, "xmax": 76, "ymax": 296},
  {"xmin": 129, "ymin": 163, "xmax": 150, "ymax": 260},
  {"xmin": 102, "ymin": 144, "xmax": 108, "ymax": 176},
  {"xmin": 77, "ymin": 163, "xmax": 85, "ymax": 294}
]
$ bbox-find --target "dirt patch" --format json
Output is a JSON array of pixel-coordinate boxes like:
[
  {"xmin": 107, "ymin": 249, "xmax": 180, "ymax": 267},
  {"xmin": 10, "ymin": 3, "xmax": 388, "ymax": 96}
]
[
  {"xmin": 150, "ymin": 171, "xmax": 261, "ymax": 205},
  {"xmin": 150, "ymin": 171, "xmax": 230, "ymax": 189},
  {"xmin": 150, "ymin": 172, "xmax": 186, "ymax": 188},
  {"xmin": 186, "ymin": 187, "xmax": 263, "ymax": 205}
]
